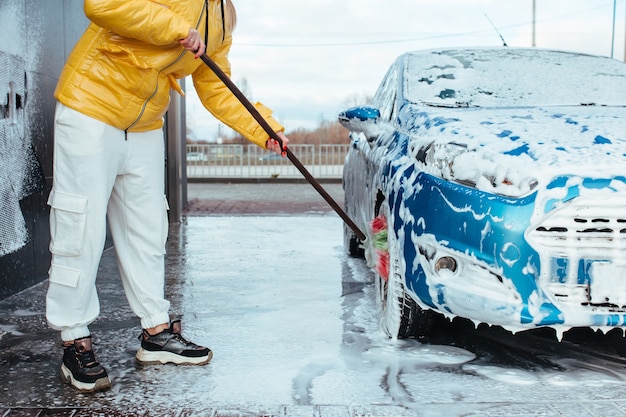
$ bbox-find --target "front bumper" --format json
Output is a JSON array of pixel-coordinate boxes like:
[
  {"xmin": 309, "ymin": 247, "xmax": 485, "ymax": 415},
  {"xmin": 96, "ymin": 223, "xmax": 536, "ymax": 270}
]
[{"xmin": 393, "ymin": 171, "xmax": 626, "ymax": 332}]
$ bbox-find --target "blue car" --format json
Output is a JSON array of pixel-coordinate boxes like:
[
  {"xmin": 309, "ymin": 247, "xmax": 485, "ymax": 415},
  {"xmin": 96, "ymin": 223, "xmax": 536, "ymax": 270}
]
[{"xmin": 340, "ymin": 47, "xmax": 626, "ymax": 340}]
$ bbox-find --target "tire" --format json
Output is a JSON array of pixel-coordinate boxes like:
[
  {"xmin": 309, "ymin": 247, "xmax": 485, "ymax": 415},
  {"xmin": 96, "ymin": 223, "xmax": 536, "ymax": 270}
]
[
  {"xmin": 345, "ymin": 227, "xmax": 365, "ymax": 258},
  {"xmin": 376, "ymin": 217, "xmax": 441, "ymax": 340},
  {"xmin": 343, "ymin": 195, "xmax": 364, "ymax": 258}
]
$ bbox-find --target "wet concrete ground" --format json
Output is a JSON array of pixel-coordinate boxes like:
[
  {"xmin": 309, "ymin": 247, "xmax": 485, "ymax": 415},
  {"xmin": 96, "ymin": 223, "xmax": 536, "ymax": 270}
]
[{"xmin": 3, "ymin": 182, "xmax": 626, "ymax": 416}]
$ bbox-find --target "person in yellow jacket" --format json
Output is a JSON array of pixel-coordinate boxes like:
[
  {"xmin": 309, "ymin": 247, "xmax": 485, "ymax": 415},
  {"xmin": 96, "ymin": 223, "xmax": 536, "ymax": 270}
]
[{"xmin": 46, "ymin": 0, "xmax": 289, "ymax": 392}]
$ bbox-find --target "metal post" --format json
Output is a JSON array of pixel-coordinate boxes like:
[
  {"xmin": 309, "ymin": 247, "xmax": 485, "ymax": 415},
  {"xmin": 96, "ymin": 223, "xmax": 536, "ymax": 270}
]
[
  {"xmin": 611, "ymin": 0, "xmax": 617, "ymax": 58},
  {"xmin": 532, "ymin": 0, "xmax": 537, "ymax": 48},
  {"xmin": 165, "ymin": 78, "xmax": 187, "ymax": 224}
]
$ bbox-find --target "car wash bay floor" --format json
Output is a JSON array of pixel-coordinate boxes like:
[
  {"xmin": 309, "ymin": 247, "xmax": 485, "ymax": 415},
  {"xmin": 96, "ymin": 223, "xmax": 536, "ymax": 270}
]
[{"xmin": 2, "ymin": 183, "xmax": 626, "ymax": 416}]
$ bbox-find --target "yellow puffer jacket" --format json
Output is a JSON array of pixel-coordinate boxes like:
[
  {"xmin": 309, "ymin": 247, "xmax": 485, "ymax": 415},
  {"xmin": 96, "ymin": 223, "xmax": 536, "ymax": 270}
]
[{"xmin": 54, "ymin": 0, "xmax": 283, "ymax": 148}]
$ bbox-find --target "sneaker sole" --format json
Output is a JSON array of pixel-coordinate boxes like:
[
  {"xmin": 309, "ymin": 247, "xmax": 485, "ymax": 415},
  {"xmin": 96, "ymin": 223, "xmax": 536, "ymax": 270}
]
[
  {"xmin": 135, "ymin": 348, "xmax": 213, "ymax": 366},
  {"xmin": 60, "ymin": 364, "xmax": 112, "ymax": 392}
]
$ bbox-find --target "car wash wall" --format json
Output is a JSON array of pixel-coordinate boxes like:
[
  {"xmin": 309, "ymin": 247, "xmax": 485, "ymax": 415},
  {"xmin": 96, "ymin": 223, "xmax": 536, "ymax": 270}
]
[{"xmin": 0, "ymin": 1, "xmax": 88, "ymax": 299}]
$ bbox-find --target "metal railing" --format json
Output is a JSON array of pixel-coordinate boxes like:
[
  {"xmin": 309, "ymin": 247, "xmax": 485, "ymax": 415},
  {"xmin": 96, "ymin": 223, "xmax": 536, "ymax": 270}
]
[{"xmin": 186, "ymin": 144, "xmax": 349, "ymax": 179}]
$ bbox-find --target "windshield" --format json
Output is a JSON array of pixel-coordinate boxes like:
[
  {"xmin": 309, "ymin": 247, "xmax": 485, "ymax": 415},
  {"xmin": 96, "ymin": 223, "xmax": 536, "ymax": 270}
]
[{"xmin": 405, "ymin": 48, "xmax": 626, "ymax": 107}]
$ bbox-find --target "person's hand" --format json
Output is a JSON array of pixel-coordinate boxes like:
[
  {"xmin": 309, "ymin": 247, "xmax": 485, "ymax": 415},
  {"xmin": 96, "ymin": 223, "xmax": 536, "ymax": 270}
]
[
  {"xmin": 266, "ymin": 131, "xmax": 289, "ymax": 156},
  {"xmin": 179, "ymin": 28, "xmax": 205, "ymax": 59}
]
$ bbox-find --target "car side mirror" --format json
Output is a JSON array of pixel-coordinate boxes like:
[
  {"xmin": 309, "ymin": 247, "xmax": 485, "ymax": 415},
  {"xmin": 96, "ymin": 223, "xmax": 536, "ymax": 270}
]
[{"xmin": 338, "ymin": 106, "xmax": 381, "ymax": 142}]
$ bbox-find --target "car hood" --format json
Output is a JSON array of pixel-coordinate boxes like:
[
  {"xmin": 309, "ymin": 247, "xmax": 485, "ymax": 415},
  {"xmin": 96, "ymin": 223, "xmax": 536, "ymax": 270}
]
[{"xmin": 400, "ymin": 105, "xmax": 626, "ymax": 193}]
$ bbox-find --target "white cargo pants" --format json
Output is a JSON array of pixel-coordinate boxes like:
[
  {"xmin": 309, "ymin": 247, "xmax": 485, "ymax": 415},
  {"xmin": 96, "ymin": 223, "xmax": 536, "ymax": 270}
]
[{"xmin": 46, "ymin": 103, "xmax": 171, "ymax": 342}]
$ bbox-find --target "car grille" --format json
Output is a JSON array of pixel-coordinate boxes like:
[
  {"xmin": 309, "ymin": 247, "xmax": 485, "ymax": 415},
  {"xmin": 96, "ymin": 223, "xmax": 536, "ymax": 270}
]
[{"xmin": 527, "ymin": 195, "xmax": 626, "ymax": 309}]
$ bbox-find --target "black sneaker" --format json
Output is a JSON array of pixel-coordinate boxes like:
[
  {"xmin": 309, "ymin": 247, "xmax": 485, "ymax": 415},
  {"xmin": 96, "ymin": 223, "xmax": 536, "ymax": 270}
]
[
  {"xmin": 135, "ymin": 320, "xmax": 212, "ymax": 366},
  {"xmin": 60, "ymin": 336, "xmax": 111, "ymax": 392}
]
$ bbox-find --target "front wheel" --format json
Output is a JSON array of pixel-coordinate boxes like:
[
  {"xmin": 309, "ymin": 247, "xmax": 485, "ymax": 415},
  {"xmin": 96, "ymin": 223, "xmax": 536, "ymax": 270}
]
[{"xmin": 376, "ymin": 215, "xmax": 442, "ymax": 339}]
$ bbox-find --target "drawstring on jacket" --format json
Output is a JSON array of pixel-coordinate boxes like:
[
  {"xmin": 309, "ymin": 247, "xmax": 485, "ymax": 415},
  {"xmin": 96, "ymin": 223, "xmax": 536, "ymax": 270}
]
[
  {"xmin": 220, "ymin": 0, "xmax": 225, "ymax": 42},
  {"xmin": 204, "ymin": 0, "xmax": 208, "ymax": 46},
  {"xmin": 204, "ymin": 0, "xmax": 226, "ymax": 46}
]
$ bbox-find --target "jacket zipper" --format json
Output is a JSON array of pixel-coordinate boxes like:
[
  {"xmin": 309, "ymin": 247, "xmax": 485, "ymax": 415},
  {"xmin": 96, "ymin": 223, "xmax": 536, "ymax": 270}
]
[{"xmin": 124, "ymin": 0, "xmax": 209, "ymax": 139}]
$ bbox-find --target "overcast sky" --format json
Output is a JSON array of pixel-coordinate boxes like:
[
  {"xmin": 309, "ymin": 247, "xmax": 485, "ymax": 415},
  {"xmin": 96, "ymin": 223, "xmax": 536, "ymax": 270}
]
[{"xmin": 186, "ymin": 0, "xmax": 626, "ymax": 140}]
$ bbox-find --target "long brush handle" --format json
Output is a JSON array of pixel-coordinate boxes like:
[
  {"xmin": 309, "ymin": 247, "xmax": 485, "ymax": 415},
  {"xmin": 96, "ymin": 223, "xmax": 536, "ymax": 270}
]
[{"xmin": 198, "ymin": 54, "xmax": 366, "ymax": 241}]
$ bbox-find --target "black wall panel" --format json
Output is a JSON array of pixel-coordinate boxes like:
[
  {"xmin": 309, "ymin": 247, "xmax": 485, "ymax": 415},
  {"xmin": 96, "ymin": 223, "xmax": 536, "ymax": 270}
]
[{"xmin": 0, "ymin": 0, "xmax": 88, "ymax": 298}]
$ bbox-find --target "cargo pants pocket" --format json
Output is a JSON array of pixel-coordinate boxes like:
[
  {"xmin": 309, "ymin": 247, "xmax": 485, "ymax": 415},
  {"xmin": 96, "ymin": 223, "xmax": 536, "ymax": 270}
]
[
  {"xmin": 47, "ymin": 190, "xmax": 88, "ymax": 257},
  {"xmin": 48, "ymin": 263, "xmax": 81, "ymax": 288}
]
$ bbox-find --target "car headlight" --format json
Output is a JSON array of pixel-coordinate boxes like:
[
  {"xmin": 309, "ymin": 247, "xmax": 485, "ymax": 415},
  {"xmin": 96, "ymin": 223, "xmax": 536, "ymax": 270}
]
[{"xmin": 414, "ymin": 141, "xmax": 538, "ymax": 198}]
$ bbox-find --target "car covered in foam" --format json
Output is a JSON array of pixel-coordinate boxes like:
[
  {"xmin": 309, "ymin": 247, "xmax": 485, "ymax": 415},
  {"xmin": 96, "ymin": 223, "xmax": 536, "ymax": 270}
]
[{"xmin": 340, "ymin": 47, "xmax": 626, "ymax": 339}]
